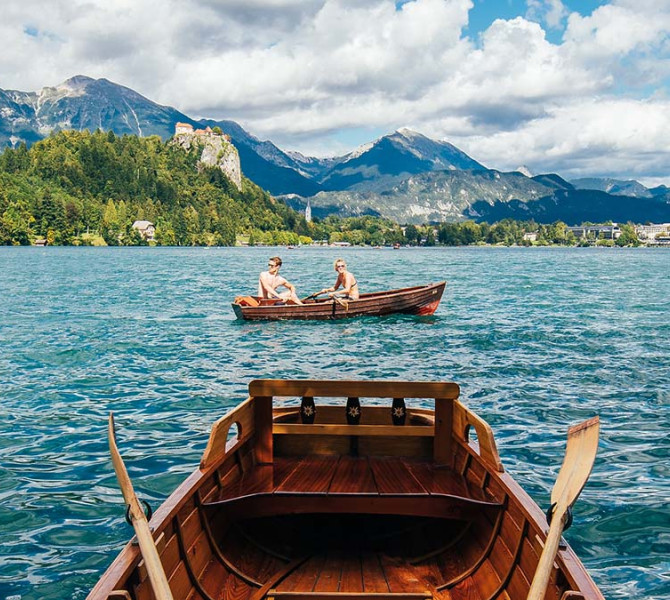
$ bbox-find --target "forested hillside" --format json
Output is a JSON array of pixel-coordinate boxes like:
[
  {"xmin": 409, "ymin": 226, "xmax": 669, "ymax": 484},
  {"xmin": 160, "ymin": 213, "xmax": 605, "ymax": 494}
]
[{"xmin": 0, "ymin": 130, "xmax": 311, "ymax": 246}]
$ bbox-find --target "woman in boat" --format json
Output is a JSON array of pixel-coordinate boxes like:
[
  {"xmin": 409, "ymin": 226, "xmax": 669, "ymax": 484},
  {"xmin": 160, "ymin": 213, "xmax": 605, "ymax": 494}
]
[
  {"xmin": 319, "ymin": 258, "xmax": 359, "ymax": 300},
  {"xmin": 258, "ymin": 256, "xmax": 303, "ymax": 304}
]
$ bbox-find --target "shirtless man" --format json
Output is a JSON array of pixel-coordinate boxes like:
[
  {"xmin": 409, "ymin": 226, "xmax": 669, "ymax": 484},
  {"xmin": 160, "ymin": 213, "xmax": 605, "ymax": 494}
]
[
  {"xmin": 258, "ymin": 257, "xmax": 303, "ymax": 304},
  {"xmin": 319, "ymin": 258, "xmax": 359, "ymax": 300}
]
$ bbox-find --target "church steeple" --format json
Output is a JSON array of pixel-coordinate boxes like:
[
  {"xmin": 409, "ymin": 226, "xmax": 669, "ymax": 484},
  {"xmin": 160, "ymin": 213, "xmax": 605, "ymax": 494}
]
[{"xmin": 305, "ymin": 200, "xmax": 312, "ymax": 223}]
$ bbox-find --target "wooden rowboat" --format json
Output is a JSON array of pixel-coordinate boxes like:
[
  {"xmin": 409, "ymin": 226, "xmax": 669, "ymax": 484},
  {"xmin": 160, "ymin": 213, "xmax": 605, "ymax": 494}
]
[
  {"xmin": 90, "ymin": 379, "xmax": 604, "ymax": 600},
  {"xmin": 232, "ymin": 282, "xmax": 446, "ymax": 320}
]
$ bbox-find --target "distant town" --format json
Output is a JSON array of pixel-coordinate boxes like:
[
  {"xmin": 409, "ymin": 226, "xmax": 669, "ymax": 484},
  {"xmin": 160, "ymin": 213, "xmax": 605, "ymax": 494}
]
[{"xmin": 31, "ymin": 218, "xmax": 667, "ymax": 248}]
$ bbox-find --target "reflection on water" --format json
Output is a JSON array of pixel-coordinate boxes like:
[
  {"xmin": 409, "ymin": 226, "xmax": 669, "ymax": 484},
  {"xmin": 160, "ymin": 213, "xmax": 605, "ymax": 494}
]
[{"xmin": 0, "ymin": 246, "xmax": 668, "ymax": 600}]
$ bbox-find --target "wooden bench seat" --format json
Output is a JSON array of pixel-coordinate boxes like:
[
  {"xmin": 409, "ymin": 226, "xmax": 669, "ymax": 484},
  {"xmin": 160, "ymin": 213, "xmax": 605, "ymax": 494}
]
[
  {"xmin": 203, "ymin": 455, "xmax": 502, "ymax": 520},
  {"xmin": 205, "ymin": 491, "xmax": 500, "ymax": 521}
]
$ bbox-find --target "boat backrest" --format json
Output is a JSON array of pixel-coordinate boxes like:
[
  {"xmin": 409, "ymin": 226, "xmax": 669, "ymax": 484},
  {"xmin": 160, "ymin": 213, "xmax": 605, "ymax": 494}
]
[
  {"xmin": 200, "ymin": 380, "xmax": 502, "ymax": 473},
  {"xmin": 248, "ymin": 380, "xmax": 459, "ymax": 400},
  {"xmin": 251, "ymin": 380, "xmax": 459, "ymax": 466}
]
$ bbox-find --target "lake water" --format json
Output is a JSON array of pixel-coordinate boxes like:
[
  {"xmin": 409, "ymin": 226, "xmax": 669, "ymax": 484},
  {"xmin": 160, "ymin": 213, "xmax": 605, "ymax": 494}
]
[{"xmin": 0, "ymin": 246, "xmax": 668, "ymax": 600}]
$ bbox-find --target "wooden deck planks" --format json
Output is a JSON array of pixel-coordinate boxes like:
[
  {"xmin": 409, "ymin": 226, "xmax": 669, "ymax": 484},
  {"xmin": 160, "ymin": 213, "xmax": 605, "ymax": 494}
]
[
  {"xmin": 370, "ymin": 457, "xmax": 427, "ymax": 495},
  {"xmin": 211, "ymin": 454, "xmax": 499, "ymax": 501},
  {"xmin": 402, "ymin": 461, "xmax": 488, "ymax": 502},
  {"xmin": 361, "ymin": 553, "xmax": 391, "ymax": 593},
  {"xmin": 339, "ymin": 554, "xmax": 364, "ymax": 593},
  {"xmin": 277, "ymin": 456, "xmax": 340, "ymax": 493},
  {"xmin": 329, "ymin": 457, "xmax": 377, "ymax": 494},
  {"xmin": 380, "ymin": 554, "xmax": 429, "ymax": 595},
  {"xmin": 215, "ymin": 457, "xmax": 300, "ymax": 502},
  {"xmin": 313, "ymin": 552, "xmax": 343, "ymax": 592},
  {"xmin": 278, "ymin": 555, "xmax": 327, "ymax": 593}
]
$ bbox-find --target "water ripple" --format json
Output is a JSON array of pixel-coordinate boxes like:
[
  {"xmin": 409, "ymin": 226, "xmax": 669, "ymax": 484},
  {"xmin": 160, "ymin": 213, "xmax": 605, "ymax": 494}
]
[{"xmin": 0, "ymin": 246, "xmax": 668, "ymax": 600}]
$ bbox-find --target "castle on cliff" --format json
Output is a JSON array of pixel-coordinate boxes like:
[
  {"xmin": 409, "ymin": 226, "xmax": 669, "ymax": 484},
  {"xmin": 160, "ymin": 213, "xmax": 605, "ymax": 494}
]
[
  {"xmin": 175, "ymin": 122, "xmax": 230, "ymax": 141},
  {"xmin": 173, "ymin": 123, "xmax": 241, "ymax": 191}
]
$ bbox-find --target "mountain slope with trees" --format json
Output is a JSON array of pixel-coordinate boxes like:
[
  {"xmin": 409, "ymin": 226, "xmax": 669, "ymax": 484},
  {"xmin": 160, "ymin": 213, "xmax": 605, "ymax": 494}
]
[
  {"xmin": 1, "ymin": 76, "xmax": 668, "ymax": 228},
  {"xmin": 0, "ymin": 130, "xmax": 310, "ymax": 245}
]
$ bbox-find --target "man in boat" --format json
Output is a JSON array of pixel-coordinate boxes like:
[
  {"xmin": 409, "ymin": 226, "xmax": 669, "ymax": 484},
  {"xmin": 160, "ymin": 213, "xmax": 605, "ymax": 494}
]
[
  {"xmin": 258, "ymin": 257, "xmax": 303, "ymax": 304},
  {"xmin": 319, "ymin": 258, "xmax": 359, "ymax": 300}
]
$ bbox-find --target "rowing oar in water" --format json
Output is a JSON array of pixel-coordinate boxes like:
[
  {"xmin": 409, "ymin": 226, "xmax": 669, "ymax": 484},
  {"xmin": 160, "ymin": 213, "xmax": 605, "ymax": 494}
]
[
  {"xmin": 526, "ymin": 416, "xmax": 600, "ymax": 600},
  {"xmin": 108, "ymin": 413, "xmax": 174, "ymax": 600}
]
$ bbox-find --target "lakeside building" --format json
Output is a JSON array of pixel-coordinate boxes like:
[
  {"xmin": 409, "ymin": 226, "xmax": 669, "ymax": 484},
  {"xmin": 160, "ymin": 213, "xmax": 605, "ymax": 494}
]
[
  {"xmin": 566, "ymin": 224, "xmax": 622, "ymax": 240},
  {"xmin": 305, "ymin": 200, "xmax": 312, "ymax": 223},
  {"xmin": 635, "ymin": 223, "xmax": 670, "ymax": 241},
  {"xmin": 131, "ymin": 220, "xmax": 156, "ymax": 241}
]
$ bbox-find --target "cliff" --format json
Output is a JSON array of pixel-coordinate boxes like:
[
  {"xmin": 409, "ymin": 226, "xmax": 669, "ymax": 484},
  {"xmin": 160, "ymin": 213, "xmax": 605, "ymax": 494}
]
[{"xmin": 172, "ymin": 128, "xmax": 242, "ymax": 191}]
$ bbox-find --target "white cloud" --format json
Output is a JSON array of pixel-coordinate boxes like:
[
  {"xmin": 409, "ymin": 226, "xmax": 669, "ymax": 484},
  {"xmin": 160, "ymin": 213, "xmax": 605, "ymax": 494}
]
[
  {"xmin": 564, "ymin": 2, "xmax": 670, "ymax": 58},
  {"xmin": 0, "ymin": 0, "xmax": 669, "ymax": 182},
  {"xmin": 451, "ymin": 98, "xmax": 670, "ymax": 182},
  {"xmin": 526, "ymin": 0, "xmax": 568, "ymax": 30}
]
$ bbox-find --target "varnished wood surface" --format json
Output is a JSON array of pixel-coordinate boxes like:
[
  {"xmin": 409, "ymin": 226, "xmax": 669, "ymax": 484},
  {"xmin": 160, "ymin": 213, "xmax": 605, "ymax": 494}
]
[
  {"xmin": 273, "ymin": 424, "xmax": 435, "ymax": 437},
  {"xmin": 237, "ymin": 515, "xmax": 470, "ymax": 599},
  {"xmin": 250, "ymin": 380, "xmax": 460, "ymax": 401},
  {"xmin": 205, "ymin": 455, "xmax": 501, "ymax": 512},
  {"xmin": 200, "ymin": 396, "xmax": 256, "ymax": 470}
]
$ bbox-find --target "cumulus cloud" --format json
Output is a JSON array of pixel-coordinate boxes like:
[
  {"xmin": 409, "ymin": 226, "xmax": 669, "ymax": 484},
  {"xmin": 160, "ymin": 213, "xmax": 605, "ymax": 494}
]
[
  {"xmin": 526, "ymin": 0, "xmax": 568, "ymax": 30},
  {"xmin": 448, "ymin": 98, "xmax": 670, "ymax": 183},
  {"xmin": 0, "ymin": 0, "xmax": 669, "ymax": 182}
]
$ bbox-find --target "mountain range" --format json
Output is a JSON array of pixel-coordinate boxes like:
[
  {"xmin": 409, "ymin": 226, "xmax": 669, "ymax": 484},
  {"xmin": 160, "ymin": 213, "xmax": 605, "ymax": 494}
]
[{"xmin": 1, "ymin": 75, "xmax": 669, "ymax": 225}]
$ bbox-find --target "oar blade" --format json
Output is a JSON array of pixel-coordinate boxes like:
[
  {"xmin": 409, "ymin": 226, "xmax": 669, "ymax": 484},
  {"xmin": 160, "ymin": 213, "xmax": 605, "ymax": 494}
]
[
  {"xmin": 526, "ymin": 416, "xmax": 600, "ymax": 600},
  {"xmin": 551, "ymin": 416, "xmax": 600, "ymax": 511},
  {"xmin": 108, "ymin": 412, "xmax": 135, "ymax": 507}
]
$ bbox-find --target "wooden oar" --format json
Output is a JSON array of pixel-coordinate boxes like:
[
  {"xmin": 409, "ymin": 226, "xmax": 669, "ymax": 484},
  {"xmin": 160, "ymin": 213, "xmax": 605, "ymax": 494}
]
[
  {"xmin": 526, "ymin": 416, "xmax": 600, "ymax": 600},
  {"xmin": 301, "ymin": 291, "xmax": 325, "ymax": 302},
  {"xmin": 108, "ymin": 413, "xmax": 174, "ymax": 600}
]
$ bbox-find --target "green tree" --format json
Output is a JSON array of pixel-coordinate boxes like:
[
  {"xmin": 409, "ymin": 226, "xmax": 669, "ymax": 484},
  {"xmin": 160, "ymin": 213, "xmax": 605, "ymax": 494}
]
[
  {"xmin": 404, "ymin": 224, "xmax": 419, "ymax": 245},
  {"xmin": 616, "ymin": 223, "xmax": 640, "ymax": 247},
  {"xmin": 0, "ymin": 200, "xmax": 34, "ymax": 245},
  {"xmin": 101, "ymin": 199, "xmax": 121, "ymax": 245}
]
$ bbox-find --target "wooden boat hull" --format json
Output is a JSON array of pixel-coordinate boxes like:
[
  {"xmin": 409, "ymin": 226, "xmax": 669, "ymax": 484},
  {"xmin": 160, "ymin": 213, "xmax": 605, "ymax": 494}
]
[
  {"xmin": 88, "ymin": 380, "xmax": 604, "ymax": 600},
  {"xmin": 232, "ymin": 282, "xmax": 446, "ymax": 320}
]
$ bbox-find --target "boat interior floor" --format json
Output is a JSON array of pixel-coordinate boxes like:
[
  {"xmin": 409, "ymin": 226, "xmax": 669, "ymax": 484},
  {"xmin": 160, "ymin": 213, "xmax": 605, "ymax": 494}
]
[
  {"xmin": 204, "ymin": 514, "xmax": 482, "ymax": 600},
  {"xmin": 185, "ymin": 455, "xmax": 508, "ymax": 600}
]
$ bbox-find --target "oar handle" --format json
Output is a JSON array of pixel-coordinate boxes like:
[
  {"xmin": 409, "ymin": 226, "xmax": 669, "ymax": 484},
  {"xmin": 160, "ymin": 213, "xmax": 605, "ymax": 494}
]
[
  {"xmin": 526, "ymin": 505, "xmax": 567, "ymax": 600},
  {"xmin": 108, "ymin": 413, "xmax": 174, "ymax": 600},
  {"xmin": 302, "ymin": 291, "xmax": 326, "ymax": 302}
]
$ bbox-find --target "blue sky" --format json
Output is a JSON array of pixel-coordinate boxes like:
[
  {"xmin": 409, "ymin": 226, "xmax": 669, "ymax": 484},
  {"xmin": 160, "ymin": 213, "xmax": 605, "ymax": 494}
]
[
  {"xmin": 468, "ymin": 0, "xmax": 609, "ymax": 42},
  {"xmin": 1, "ymin": 0, "xmax": 669, "ymax": 184}
]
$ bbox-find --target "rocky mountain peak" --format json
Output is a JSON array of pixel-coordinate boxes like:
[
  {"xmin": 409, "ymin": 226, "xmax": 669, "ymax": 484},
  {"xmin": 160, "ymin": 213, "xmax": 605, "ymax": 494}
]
[
  {"xmin": 61, "ymin": 75, "xmax": 96, "ymax": 89},
  {"xmin": 394, "ymin": 127, "xmax": 421, "ymax": 138}
]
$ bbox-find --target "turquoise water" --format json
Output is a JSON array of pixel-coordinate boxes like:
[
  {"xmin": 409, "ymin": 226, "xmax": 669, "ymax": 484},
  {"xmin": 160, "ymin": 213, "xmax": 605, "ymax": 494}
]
[{"xmin": 0, "ymin": 246, "xmax": 668, "ymax": 600}]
